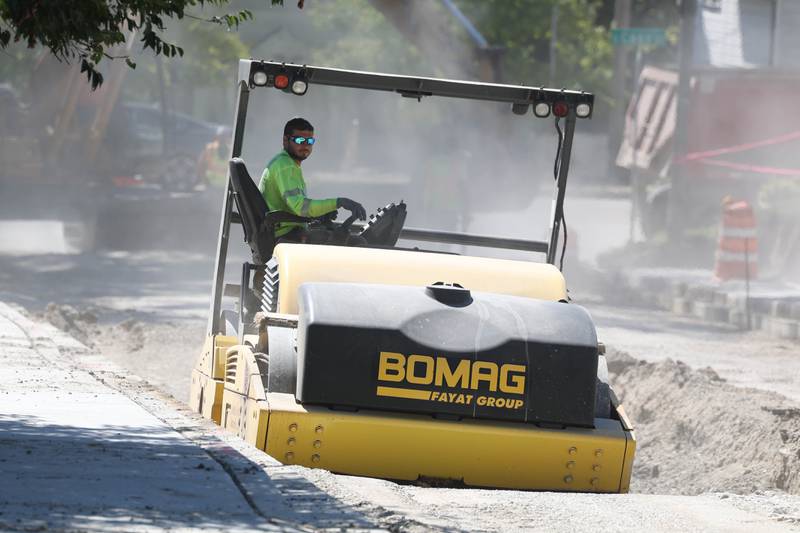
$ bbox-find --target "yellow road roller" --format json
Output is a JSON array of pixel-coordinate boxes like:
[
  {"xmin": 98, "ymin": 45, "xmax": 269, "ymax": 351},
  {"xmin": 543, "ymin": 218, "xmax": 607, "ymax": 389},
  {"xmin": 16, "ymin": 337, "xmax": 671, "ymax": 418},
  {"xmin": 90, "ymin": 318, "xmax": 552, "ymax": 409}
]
[{"xmin": 190, "ymin": 60, "xmax": 635, "ymax": 493}]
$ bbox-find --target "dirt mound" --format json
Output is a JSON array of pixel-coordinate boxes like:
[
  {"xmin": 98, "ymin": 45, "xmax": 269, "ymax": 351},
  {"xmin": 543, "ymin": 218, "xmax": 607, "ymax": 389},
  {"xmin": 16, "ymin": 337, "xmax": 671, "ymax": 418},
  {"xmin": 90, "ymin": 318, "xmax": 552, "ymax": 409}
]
[
  {"xmin": 41, "ymin": 303, "xmax": 99, "ymax": 347},
  {"xmin": 40, "ymin": 304, "xmax": 203, "ymax": 401},
  {"xmin": 608, "ymin": 348, "xmax": 800, "ymax": 495},
  {"xmin": 40, "ymin": 304, "xmax": 144, "ymax": 352},
  {"xmin": 88, "ymin": 319, "xmax": 205, "ymax": 401}
]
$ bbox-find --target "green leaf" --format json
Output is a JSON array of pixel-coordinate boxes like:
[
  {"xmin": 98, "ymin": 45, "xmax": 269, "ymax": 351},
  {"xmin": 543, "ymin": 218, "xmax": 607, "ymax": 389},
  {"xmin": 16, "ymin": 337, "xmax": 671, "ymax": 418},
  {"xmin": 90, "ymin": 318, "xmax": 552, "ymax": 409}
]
[{"xmin": 0, "ymin": 0, "xmax": 303, "ymax": 87}]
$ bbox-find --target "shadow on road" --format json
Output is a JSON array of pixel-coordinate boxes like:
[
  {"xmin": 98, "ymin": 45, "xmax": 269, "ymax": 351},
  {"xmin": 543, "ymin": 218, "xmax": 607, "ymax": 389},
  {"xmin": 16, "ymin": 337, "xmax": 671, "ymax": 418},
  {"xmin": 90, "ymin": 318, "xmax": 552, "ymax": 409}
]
[{"xmin": 0, "ymin": 413, "xmax": 382, "ymax": 531}]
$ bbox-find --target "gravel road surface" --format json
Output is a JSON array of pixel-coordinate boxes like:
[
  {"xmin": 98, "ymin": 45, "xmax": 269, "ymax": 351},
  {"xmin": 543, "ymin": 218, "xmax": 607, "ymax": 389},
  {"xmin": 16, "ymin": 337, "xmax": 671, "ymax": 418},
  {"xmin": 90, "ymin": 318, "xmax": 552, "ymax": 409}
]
[{"xmin": 3, "ymin": 241, "xmax": 800, "ymax": 530}]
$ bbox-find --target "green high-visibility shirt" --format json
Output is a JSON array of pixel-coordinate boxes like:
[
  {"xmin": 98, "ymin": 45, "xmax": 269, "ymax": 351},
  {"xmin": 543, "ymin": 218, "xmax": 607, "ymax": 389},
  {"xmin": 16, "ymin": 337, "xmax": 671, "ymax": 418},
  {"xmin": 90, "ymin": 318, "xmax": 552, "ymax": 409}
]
[{"xmin": 258, "ymin": 150, "xmax": 338, "ymax": 237}]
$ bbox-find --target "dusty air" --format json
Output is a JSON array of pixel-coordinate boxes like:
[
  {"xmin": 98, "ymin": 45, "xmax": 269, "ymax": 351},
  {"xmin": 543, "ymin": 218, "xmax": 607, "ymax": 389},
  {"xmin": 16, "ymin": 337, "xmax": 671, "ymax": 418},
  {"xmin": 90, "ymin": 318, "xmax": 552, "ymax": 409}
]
[{"xmin": 1, "ymin": 1, "xmax": 799, "ymax": 531}]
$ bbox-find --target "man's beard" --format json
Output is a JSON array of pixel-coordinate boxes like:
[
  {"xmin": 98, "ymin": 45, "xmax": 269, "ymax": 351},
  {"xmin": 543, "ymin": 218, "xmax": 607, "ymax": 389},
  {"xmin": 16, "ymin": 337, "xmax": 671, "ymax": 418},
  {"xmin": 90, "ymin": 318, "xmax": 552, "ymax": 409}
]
[{"xmin": 288, "ymin": 147, "xmax": 309, "ymax": 161}]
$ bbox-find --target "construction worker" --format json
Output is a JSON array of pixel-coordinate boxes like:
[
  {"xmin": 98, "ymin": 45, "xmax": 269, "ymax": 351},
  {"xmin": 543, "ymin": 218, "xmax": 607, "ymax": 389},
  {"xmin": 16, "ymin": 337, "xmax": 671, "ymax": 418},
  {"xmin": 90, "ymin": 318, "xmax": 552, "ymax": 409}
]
[
  {"xmin": 259, "ymin": 117, "xmax": 366, "ymax": 243},
  {"xmin": 196, "ymin": 126, "xmax": 231, "ymax": 188}
]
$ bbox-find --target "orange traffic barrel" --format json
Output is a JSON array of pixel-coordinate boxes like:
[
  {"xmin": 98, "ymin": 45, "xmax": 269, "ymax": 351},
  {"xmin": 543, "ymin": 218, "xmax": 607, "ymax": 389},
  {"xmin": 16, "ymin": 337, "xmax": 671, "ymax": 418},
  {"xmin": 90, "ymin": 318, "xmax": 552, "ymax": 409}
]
[{"xmin": 714, "ymin": 198, "xmax": 757, "ymax": 281}]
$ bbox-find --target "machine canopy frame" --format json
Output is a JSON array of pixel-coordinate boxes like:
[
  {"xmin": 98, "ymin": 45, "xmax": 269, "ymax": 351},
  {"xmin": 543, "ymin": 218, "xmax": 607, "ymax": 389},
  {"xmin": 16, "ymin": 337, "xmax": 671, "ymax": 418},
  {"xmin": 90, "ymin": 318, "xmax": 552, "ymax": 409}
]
[{"xmin": 209, "ymin": 59, "xmax": 593, "ymax": 334}]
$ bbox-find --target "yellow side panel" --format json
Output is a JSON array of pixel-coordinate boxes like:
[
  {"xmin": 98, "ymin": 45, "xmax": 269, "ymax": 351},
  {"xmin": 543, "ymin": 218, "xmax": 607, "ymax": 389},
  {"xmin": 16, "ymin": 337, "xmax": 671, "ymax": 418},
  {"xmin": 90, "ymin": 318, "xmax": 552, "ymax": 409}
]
[
  {"xmin": 273, "ymin": 243, "xmax": 567, "ymax": 314},
  {"xmin": 616, "ymin": 405, "xmax": 637, "ymax": 493},
  {"xmin": 192, "ymin": 334, "xmax": 237, "ymax": 380},
  {"xmin": 191, "ymin": 335, "xmax": 236, "ymax": 425},
  {"xmin": 219, "ymin": 345, "xmax": 270, "ymax": 449},
  {"xmin": 245, "ymin": 361, "xmax": 269, "ymax": 450},
  {"xmin": 244, "ymin": 398, "xmax": 270, "ymax": 450},
  {"xmin": 619, "ymin": 430, "xmax": 636, "ymax": 494},
  {"xmin": 213, "ymin": 335, "xmax": 238, "ymax": 380},
  {"xmin": 264, "ymin": 393, "xmax": 632, "ymax": 493},
  {"xmin": 221, "ymin": 388, "xmax": 269, "ymax": 450},
  {"xmin": 206, "ymin": 380, "xmax": 224, "ymax": 424},
  {"xmin": 194, "ymin": 335, "xmax": 215, "ymax": 378},
  {"xmin": 221, "ymin": 345, "xmax": 251, "ymax": 436},
  {"xmin": 189, "ymin": 367, "xmax": 204, "ymax": 413},
  {"xmin": 221, "ymin": 388, "xmax": 246, "ymax": 433},
  {"xmin": 190, "ymin": 370, "xmax": 224, "ymax": 424}
]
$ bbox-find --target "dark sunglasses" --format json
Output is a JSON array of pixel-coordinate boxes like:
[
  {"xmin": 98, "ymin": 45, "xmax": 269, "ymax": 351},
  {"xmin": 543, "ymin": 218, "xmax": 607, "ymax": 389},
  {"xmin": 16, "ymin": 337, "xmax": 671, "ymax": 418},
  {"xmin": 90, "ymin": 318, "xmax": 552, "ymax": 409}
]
[{"xmin": 288, "ymin": 135, "xmax": 315, "ymax": 145}]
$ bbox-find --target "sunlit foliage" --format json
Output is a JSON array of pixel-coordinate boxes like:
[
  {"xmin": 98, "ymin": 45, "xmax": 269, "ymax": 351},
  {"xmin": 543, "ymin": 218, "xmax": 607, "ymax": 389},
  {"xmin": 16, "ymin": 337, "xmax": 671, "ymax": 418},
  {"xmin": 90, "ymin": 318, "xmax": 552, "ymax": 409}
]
[{"xmin": 0, "ymin": 0, "xmax": 269, "ymax": 88}]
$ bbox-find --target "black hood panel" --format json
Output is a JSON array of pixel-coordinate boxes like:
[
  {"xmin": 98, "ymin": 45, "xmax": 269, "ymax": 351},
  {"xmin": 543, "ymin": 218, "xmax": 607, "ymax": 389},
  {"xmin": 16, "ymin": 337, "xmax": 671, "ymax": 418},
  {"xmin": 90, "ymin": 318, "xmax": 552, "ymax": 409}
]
[{"xmin": 295, "ymin": 282, "xmax": 598, "ymax": 428}]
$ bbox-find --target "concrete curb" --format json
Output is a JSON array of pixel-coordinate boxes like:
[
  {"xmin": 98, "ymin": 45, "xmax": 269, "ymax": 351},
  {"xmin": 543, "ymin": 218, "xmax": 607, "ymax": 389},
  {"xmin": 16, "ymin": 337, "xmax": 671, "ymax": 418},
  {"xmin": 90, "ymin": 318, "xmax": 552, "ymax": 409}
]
[{"xmin": 608, "ymin": 269, "xmax": 800, "ymax": 340}]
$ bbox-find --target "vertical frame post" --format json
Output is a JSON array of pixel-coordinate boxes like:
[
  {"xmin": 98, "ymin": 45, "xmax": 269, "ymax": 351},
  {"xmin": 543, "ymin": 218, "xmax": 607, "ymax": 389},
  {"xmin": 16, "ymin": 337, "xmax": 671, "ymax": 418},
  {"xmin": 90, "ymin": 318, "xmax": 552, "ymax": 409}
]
[
  {"xmin": 207, "ymin": 80, "xmax": 250, "ymax": 335},
  {"xmin": 547, "ymin": 111, "xmax": 577, "ymax": 266}
]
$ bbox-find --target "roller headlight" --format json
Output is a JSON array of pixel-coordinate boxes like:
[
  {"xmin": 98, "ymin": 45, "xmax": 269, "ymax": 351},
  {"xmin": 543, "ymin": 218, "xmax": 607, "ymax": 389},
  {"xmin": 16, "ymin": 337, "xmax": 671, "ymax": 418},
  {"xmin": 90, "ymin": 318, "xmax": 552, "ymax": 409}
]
[
  {"xmin": 252, "ymin": 71, "xmax": 268, "ymax": 86},
  {"xmin": 291, "ymin": 79, "xmax": 308, "ymax": 95},
  {"xmin": 533, "ymin": 102, "xmax": 551, "ymax": 118}
]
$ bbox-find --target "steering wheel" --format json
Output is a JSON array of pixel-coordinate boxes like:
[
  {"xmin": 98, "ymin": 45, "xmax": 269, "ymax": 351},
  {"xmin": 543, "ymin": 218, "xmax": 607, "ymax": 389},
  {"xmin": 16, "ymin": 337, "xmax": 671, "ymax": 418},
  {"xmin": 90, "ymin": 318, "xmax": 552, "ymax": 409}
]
[
  {"xmin": 339, "ymin": 213, "xmax": 359, "ymax": 232},
  {"xmin": 359, "ymin": 201, "xmax": 407, "ymax": 247}
]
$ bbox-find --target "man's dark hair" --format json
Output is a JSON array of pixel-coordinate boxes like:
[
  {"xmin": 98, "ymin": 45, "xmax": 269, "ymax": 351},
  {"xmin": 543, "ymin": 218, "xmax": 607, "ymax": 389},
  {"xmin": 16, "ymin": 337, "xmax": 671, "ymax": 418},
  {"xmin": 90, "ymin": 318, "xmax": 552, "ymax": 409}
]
[{"xmin": 284, "ymin": 117, "xmax": 313, "ymax": 136}]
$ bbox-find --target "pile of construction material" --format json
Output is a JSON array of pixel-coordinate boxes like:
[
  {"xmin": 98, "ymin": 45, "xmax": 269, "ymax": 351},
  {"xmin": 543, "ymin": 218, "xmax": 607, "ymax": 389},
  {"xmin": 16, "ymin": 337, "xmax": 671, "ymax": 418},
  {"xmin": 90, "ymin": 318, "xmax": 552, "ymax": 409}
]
[{"xmin": 616, "ymin": 268, "xmax": 800, "ymax": 341}]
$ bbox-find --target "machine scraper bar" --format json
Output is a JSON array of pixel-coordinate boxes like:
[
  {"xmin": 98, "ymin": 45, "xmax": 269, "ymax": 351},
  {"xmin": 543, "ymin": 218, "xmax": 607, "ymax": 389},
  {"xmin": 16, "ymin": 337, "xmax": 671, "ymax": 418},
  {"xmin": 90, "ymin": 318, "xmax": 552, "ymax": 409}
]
[{"xmin": 399, "ymin": 227, "xmax": 548, "ymax": 253}]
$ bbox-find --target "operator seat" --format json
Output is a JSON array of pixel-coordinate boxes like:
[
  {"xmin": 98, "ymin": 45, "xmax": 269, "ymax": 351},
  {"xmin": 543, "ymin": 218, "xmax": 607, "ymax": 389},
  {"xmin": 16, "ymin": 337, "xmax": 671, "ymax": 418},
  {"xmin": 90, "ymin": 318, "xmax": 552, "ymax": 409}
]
[{"xmin": 228, "ymin": 158, "xmax": 310, "ymax": 264}]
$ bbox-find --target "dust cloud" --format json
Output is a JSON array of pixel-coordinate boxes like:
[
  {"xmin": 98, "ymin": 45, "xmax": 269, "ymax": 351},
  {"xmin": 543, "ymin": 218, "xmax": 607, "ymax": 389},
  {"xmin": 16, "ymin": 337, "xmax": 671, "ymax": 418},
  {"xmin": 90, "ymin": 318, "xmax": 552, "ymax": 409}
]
[
  {"xmin": 616, "ymin": 0, "xmax": 800, "ymax": 283},
  {"xmin": 0, "ymin": 0, "xmax": 628, "ymax": 279}
]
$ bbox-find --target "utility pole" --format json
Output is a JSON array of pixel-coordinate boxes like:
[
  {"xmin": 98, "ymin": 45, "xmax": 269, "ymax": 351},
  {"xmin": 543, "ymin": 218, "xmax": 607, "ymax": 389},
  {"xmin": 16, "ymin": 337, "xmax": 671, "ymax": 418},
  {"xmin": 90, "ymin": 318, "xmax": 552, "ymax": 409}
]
[
  {"xmin": 609, "ymin": 0, "xmax": 632, "ymax": 180},
  {"xmin": 668, "ymin": 0, "xmax": 697, "ymax": 238}
]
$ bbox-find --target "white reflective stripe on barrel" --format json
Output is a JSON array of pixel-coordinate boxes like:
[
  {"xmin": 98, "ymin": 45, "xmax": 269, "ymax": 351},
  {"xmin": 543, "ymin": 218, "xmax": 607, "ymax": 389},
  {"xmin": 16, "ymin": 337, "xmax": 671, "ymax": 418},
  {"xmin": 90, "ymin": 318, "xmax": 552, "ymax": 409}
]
[
  {"xmin": 715, "ymin": 251, "xmax": 758, "ymax": 262},
  {"xmin": 719, "ymin": 227, "xmax": 757, "ymax": 238}
]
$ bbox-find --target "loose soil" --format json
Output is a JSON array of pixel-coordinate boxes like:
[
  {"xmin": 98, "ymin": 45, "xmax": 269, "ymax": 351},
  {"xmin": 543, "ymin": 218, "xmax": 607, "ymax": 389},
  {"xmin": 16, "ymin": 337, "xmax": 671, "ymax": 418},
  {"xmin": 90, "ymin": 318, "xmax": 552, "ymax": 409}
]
[
  {"xmin": 37, "ymin": 302, "xmax": 800, "ymax": 498},
  {"xmin": 40, "ymin": 303, "xmax": 203, "ymax": 401},
  {"xmin": 608, "ymin": 348, "xmax": 800, "ymax": 495}
]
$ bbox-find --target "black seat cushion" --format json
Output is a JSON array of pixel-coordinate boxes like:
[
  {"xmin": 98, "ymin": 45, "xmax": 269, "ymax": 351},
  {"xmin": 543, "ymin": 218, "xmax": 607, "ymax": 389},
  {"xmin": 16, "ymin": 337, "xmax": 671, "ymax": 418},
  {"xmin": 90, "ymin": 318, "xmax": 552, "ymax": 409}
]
[{"xmin": 228, "ymin": 158, "xmax": 311, "ymax": 264}]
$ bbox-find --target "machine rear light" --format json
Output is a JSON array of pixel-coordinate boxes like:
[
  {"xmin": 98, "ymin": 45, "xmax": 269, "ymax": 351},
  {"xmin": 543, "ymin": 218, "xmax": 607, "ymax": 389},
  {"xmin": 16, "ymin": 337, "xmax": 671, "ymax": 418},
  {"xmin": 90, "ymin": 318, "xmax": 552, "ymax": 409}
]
[
  {"xmin": 533, "ymin": 102, "xmax": 551, "ymax": 118},
  {"xmin": 553, "ymin": 102, "xmax": 569, "ymax": 117},
  {"xmin": 252, "ymin": 71, "xmax": 268, "ymax": 86},
  {"xmin": 274, "ymin": 74, "xmax": 290, "ymax": 89},
  {"xmin": 576, "ymin": 103, "xmax": 592, "ymax": 118}
]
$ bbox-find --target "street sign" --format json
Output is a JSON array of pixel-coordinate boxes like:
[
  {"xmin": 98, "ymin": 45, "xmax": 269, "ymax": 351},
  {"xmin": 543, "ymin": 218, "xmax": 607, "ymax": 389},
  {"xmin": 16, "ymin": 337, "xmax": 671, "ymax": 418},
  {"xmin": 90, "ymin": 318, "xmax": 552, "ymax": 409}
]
[{"xmin": 611, "ymin": 27, "xmax": 667, "ymax": 47}]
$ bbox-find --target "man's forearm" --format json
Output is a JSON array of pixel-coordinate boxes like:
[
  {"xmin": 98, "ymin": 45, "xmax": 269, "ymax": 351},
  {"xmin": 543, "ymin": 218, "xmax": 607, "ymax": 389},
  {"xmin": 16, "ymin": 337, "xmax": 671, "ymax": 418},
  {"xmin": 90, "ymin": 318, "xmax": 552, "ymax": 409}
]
[{"xmin": 285, "ymin": 195, "xmax": 337, "ymax": 217}]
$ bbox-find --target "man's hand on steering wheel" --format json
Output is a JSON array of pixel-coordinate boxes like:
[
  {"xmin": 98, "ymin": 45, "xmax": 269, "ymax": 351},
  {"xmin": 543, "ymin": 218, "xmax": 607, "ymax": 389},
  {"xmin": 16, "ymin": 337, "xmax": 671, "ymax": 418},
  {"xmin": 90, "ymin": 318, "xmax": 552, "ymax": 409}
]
[{"xmin": 337, "ymin": 197, "xmax": 367, "ymax": 221}]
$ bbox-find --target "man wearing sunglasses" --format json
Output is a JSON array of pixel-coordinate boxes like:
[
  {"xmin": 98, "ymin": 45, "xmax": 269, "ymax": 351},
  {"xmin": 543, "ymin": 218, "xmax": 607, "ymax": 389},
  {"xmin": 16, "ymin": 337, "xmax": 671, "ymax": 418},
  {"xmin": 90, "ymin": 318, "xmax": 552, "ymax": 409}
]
[{"xmin": 258, "ymin": 117, "xmax": 366, "ymax": 243}]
